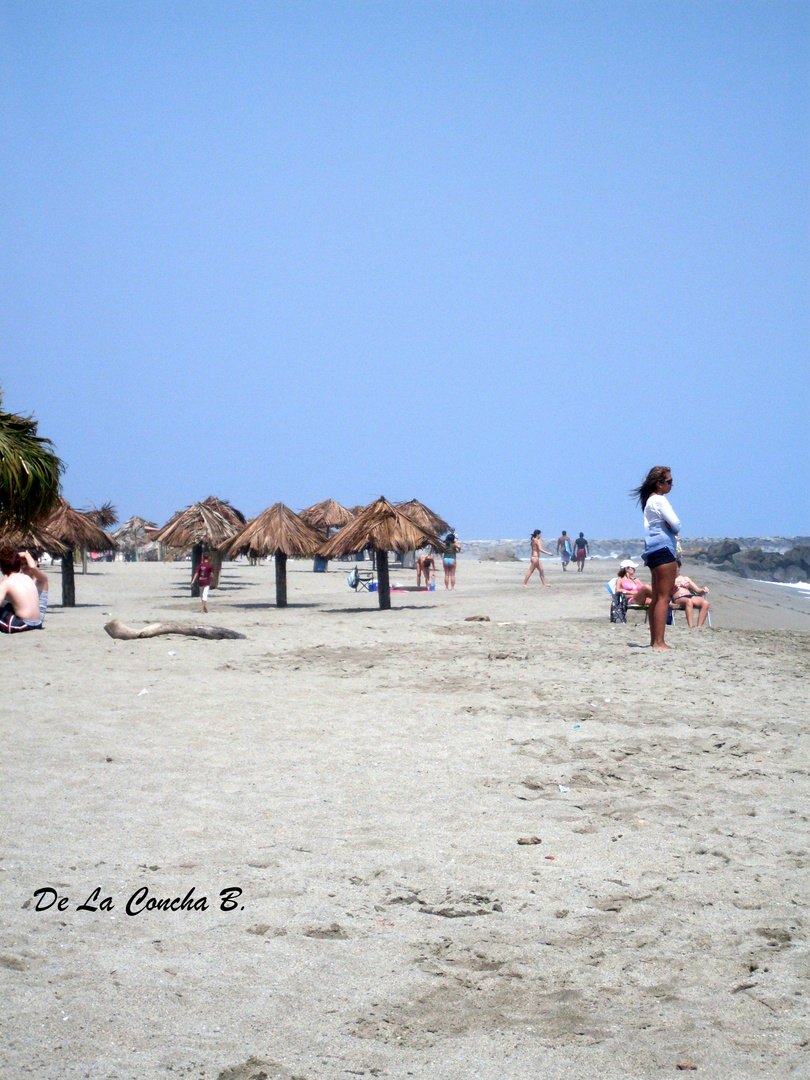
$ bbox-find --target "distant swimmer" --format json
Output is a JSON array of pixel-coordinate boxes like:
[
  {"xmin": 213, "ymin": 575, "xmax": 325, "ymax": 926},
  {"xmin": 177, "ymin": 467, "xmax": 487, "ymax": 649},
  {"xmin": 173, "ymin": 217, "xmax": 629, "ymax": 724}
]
[
  {"xmin": 574, "ymin": 532, "xmax": 589, "ymax": 571},
  {"xmin": 416, "ymin": 552, "xmax": 435, "ymax": 589},
  {"xmin": 556, "ymin": 531, "xmax": 573, "ymax": 570},
  {"xmin": 523, "ymin": 530, "xmax": 552, "ymax": 588}
]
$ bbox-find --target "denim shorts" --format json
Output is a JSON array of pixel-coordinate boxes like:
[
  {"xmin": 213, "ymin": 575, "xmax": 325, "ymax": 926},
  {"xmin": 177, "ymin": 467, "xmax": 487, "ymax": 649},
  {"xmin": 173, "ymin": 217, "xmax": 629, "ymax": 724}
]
[{"xmin": 643, "ymin": 547, "xmax": 677, "ymax": 569}]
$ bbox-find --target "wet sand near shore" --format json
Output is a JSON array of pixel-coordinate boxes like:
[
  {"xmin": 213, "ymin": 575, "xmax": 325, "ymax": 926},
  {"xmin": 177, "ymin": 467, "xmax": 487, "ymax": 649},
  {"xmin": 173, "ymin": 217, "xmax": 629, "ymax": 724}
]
[{"xmin": 2, "ymin": 559, "xmax": 808, "ymax": 1080}]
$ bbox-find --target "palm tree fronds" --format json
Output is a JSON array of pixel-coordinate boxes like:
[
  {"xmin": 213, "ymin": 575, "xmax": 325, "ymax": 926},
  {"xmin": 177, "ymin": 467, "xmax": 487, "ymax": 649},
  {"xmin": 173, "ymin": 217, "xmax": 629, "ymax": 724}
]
[
  {"xmin": 81, "ymin": 501, "xmax": 119, "ymax": 529},
  {"xmin": 0, "ymin": 393, "xmax": 63, "ymax": 530}
]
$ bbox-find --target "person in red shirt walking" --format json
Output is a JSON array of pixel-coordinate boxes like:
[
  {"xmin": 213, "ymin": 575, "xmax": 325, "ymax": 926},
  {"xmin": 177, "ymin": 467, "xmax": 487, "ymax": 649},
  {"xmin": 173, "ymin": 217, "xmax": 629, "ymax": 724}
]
[{"xmin": 191, "ymin": 552, "xmax": 214, "ymax": 613}]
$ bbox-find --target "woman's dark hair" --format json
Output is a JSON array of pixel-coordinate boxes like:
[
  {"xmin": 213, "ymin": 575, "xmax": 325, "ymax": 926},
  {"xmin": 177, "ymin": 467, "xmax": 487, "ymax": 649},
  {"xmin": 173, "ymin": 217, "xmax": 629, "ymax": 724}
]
[
  {"xmin": 0, "ymin": 546, "xmax": 24, "ymax": 576},
  {"xmin": 531, "ymin": 529, "xmax": 541, "ymax": 539},
  {"xmin": 617, "ymin": 567, "xmax": 629, "ymax": 578},
  {"xmin": 445, "ymin": 532, "xmax": 455, "ymax": 544},
  {"xmin": 631, "ymin": 466, "xmax": 672, "ymax": 510}
]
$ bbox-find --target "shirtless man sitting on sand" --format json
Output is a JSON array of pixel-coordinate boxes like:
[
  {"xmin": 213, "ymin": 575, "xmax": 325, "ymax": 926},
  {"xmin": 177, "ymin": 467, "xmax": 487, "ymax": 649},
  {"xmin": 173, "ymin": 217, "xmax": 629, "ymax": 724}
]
[{"xmin": 0, "ymin": 546, "xmax": 46, "ymax": 633}]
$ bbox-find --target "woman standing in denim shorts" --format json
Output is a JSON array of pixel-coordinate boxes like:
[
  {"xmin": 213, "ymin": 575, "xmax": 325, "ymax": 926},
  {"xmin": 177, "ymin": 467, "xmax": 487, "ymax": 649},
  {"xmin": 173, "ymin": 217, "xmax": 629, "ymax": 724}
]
[{"xmin": 632, "ymin": 467, "xmax": 680, "ymax": 650}]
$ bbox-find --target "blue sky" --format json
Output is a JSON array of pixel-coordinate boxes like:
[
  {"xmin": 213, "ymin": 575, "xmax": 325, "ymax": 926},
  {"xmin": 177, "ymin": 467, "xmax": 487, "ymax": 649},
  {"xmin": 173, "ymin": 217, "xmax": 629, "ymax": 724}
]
[{"xmin": 2, "ymin": 2, "xmax": 807, "ymax": 539}]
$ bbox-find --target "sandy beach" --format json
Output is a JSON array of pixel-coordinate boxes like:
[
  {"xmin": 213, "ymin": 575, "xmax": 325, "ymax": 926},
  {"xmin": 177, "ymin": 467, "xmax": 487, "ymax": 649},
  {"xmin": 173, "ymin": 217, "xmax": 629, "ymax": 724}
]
[{"xmin": 2, "ymin": 557, "xmax": 808, "ymax": 1080}]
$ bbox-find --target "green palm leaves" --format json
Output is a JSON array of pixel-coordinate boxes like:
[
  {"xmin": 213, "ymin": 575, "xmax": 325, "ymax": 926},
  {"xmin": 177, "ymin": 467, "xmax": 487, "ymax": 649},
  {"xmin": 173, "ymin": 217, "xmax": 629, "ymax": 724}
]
[{"xmin": 0, "ymin": 391, "xmax": 63, "ymax": 530}]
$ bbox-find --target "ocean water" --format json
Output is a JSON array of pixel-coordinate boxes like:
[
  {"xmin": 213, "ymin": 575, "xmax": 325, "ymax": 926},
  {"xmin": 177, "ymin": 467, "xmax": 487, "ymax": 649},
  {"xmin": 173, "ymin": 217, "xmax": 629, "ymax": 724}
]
[
  {"xmin": 756, "ymin": 580, "xmax": 810, "ymax": 598},
  {"xmin": 463, "ymin": 535, "xmax": 807, "ymax": 563}
]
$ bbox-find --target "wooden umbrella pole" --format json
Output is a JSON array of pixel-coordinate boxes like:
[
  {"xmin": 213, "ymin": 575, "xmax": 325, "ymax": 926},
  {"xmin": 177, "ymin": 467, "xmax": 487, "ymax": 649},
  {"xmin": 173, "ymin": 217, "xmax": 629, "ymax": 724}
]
[
  {"xmin": 211, "ymin": 549, "xmax": 223, "ymax": 589},
  {"xmin": 275, "ymin": 552, "xmax": 288, "ymax": 607},
  {"xmin": 375, "ymin": 547, "xmax": 391, "ymax": 610},
  {"xmin": 190, "ymin": 543, "xmax": 202, "ymax": 597},
  {"xmin": 62, "ymin": 545, "xmax": 76, "ymax": 607}
]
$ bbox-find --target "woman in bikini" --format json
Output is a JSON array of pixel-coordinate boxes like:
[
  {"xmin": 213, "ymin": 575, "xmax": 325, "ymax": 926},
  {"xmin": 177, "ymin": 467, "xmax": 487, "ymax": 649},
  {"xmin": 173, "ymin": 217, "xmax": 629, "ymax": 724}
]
[
  {"xmin": 522, "ymin": 530, "xmax": 553, "ymax": 587},
  {"xmin": 670, "ymin": 560, "xmax": 710, "ymax": 627},
  {"xmin": 615, "ymin": 561, "xmax": 652, "ymax": 606},
  {"xmin": 442, "ymin": 532, "xmax": 461, "ymax": 590}
]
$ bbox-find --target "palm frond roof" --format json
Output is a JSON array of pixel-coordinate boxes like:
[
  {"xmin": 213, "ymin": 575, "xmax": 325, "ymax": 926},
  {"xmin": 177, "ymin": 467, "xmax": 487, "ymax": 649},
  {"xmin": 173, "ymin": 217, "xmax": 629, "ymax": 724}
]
[
  {"xmin": 0, "ymin": 522, "xmax": 69, "ymax": 556},
  {"xmin": 299, "ymin": 498, "xmax": 354, "ymax": 531},
  {"xmin": 394, "ymin": 499, "xmax": 451, "ymax": 536},
  {"xmin": 223, "ymin": 503, "xmax": 324, "ymax": 558},
  {"xmin": 318, "ymin": 497, "xmax": 442, "ymax": 558},
  {"xmin": 110, "ymin": 516, "xmax": 158, "ymax": 546},
  {"xmin": 152, "ymin": 496, "xmax": 246, "ymax": 549},
  {"xmin": 42, "ymin": 497, "xmax": 117, "ymax": 551}
]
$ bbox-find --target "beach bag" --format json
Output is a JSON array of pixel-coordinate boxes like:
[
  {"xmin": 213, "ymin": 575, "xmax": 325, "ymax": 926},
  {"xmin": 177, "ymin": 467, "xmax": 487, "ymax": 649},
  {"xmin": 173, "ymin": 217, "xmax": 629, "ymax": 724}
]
[{"xmin": 610, "ymin": 592, "xmax": 628, "ymax": 623}]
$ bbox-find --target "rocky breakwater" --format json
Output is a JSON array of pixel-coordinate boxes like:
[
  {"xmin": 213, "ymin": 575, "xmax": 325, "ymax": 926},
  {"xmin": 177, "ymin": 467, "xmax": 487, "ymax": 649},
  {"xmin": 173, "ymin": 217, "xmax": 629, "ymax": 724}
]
[{"xmin": 683, "ymin": 540, "xmax": 810, "ymax": 583}]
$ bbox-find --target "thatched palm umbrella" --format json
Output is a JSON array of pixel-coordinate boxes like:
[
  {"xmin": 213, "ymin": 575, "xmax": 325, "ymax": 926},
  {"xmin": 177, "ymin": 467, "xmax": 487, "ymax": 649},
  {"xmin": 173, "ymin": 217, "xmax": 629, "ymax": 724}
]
[
  {"xmin": 299, "ymin": 499, "xmax": 354, "ymax": 531},
  {"xmin": 0, "ymin": 390, "xmax": 63, "ymax": 530},
  {"xmin": 110, "ymin": 516, "xmax": 158, "ymax": 562},
  {"xmin": 318, "ymin": 497, "xmax": 442, "ymax": 610},
  {"xmin": 223, "ymin": 503, "xmax": 323, "ymax": 607},
  {"xmin": 0, "ymin": 523, "xmax": 68, "ymax": 558},
  {"xmin": 152, "ymin": 496, "xmax": 247, "ymax": 593},
  {"xmin": 299, "ymin": 499, "xmax": 355, "ymax": 570},
  {"xmin": 42, "ymin": 497, "xmax": 117, "ymax": 606},
  {"xmin": 395, "ymin": 500, "xmax": 451, "ymax": 538}
]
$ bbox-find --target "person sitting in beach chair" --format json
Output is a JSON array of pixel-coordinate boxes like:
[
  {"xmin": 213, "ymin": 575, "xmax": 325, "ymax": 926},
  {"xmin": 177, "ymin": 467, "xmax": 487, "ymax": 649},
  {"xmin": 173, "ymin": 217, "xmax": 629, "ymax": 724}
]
[
  {"xmin": 606, "ymin": 562, "xmax": 651, "ymax": 623},
  {"xmin": 615, "ymin": 561, "xmax": 652, "ymax": 607},
  {"xmin": 670, "ymin": 561, "xmax": 711, "ymax": 628}
]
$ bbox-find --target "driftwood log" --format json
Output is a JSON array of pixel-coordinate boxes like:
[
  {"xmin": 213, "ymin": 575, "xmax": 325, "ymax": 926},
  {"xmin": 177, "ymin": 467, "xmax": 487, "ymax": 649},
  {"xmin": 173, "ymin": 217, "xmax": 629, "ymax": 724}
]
[{"xmin": 104, "ymin": 618, "xmax": 245, "ymax": 641}]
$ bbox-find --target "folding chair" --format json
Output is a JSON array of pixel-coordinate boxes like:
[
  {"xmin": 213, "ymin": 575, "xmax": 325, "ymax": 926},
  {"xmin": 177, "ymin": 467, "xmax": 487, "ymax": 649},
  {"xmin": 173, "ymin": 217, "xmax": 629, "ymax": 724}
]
[
  {"xmin": 606, "ymin": 577, "xmax": 649, "ymax": 620},
  {"xmin": 606, "ymin": 577, "xmax": 712, "ymax": 627},
  {"xmin": 347, "ymin": 566, "xmax": 375, "ymax": 592}
]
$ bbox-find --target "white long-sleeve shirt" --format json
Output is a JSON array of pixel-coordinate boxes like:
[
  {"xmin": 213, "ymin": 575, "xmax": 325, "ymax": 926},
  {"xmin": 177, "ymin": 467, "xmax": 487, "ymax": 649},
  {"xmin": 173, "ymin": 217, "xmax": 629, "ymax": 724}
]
[{"xmin": 643, "ymin": 494, "xmax": 681, "ymax": 555}]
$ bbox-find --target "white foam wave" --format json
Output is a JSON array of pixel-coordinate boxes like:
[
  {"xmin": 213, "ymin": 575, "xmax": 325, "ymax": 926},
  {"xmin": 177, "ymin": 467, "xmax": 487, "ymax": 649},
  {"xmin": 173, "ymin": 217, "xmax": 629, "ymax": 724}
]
[{"xmin": 754, "ymin": 579, "xmax": 810, "ymax": 596}]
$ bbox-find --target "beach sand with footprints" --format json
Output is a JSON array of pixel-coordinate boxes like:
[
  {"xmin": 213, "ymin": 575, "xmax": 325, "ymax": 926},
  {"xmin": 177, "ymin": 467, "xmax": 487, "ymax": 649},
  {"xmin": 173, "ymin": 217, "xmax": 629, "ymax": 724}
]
[{"xmin": 2, "ymin": 559, "xmax": 808, "ymax": 1079}]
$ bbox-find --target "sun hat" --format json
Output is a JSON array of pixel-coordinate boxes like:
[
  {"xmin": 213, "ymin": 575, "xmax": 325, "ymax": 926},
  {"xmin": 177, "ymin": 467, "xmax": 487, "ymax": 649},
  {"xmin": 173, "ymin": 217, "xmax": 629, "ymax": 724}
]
[{"xmin": 620, "ymin": 559, "xmax": 638, "ymax": 570}]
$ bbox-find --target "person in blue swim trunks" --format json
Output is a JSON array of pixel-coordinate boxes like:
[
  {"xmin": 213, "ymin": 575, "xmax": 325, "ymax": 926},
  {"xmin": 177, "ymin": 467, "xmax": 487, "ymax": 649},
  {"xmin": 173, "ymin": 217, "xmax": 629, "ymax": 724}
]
[{"xmin": 556, "ymin": 531, "xmax": 573, "ymax": 570}]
